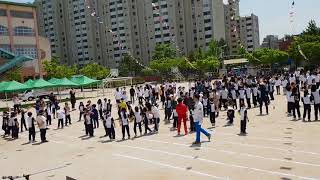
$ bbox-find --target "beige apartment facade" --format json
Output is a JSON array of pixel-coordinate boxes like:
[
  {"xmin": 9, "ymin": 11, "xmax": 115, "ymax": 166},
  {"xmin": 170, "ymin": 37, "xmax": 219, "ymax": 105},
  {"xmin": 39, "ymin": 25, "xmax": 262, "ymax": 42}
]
[{"xmin": 36, "ymin": 0, "xmax": 226, "ymax": 68}]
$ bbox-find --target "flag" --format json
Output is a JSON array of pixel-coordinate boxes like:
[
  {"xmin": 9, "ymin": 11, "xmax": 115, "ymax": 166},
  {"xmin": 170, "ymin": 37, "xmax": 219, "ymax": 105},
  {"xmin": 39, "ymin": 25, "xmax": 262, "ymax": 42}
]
[{"xmin": 298, "ymin": 45, "xmax": 309, "ymax": 61}]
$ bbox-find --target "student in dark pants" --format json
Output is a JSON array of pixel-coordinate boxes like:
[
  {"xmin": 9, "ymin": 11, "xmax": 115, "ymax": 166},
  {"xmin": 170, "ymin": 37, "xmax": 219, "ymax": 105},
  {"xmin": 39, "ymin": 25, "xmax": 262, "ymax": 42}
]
[
  {"xmin": 20, "ymin": 109, "xmax": 27, "ymax": 132},
  {"xmin": 46, "ymin": 105, "xmax": 52, "ymax": 126},
  {"xmin": 227, "ymin": 107, "xmax": 235, "ymax": 125},
  {"xmin": 84, "ymin": 109, "xmax": 94, "ymax": 137},
  {"xmin": 57, "ymin": 107, "xmax": 64, "ymax": 129},
  {"xmin": 64, "ymin": 103, "xmax": 72, "ymax": 126},
  {"xmin": 209, "ymin": 100, "xmax": 216, "ymax": 127},
  {"xmin": 104, "ymin": 112, "xmax": 115, "ymax": 140},
  {"xmin": 291, "ymin": 86, "xmax": 301, "ymax": 120},
  {"xmin": 239, "ymin": 102, "xmax": 249, "ymax": 134},
  {"xmin": 189, "ymin": 109, "xmax": 195, "ymax": 132},
  {"xmin": 26, "ymin": 112, "xmax": 36, "ymax": 142},
  {"xmin": 120, "ymin": 108, "xmax": 130, "ymax": 140},
  {"xmin": 12, "ymin": 118, "xmax": 19, "ymax": 139},
  {"xmin": 142, "ymin": 107, "xmax": 152, "ymax": 134},
  {"xmin": 302, "ymin": 90, "xmax": 311, "ymax": 122},
  {"xmin": 91, "ymin": 104, "xmax": 99, "ymax": 128},
  {"xmin": 258, "ymin": 83, "xmax": 269, "ymax": 115},
  {"xmin": 133, "ymin": 106, "xmax": 142, "ymax": 136},
  {"xmin": 311, "ymin": 84, "xmax": 320, "ymax": 121}
]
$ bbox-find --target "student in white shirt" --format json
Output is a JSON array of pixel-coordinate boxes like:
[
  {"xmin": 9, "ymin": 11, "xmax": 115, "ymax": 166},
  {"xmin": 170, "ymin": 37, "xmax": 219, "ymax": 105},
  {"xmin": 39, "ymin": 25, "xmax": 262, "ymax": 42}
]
[
  {"xmin": 238, "ymin": 86, "xmax": 246, "ymax": 108},
  {"xmin": 252, "ymin": 84, "xmax": 258, "ymax": 107},
  {"xmin": 301, "ymin": 90, "xmax": 311, "ymax": 122},
  {"xmin": 311, "ymin": 84, "xmax": 320, "ymax": 121},
  {"xmin": 57, "ymin": 107, "xmax": 65, "ymax": 129},
  {"xmin": 286, "ymin": 87, "xmax": 295, "ymax": 116},
  {"xmin": 192, "ymin": 94, "xmax": 211, "ymax": 145},
  {"xmin": 209, "ymin": 100, "xmax": 216, "ymax": 127},
  {"xmin": 275, "ymin": 76, "xmax": 282, "ymax": 95},
  {"xmin": 239, "ymin": 102, "xmax": 249, "ymax": 134},
  {"xmin": 46, "ymin": 103, "xmax": 52, "ymax": 126},
  {"xmin": 120, "ymin": 108, "xmax": 130, "ymax": 140},
  {"xmin": 104, "ymin": 112, "xmax": 115, "ymax": 140},
  {"xmin": 152, "ymin": 105, "xmax": 160, "ymax": 132},
  {"xmin": 220, "ymin": 87, "xmax": 228, "ymax": 110},
  {"xmin": 114, "ymin": 88, "xmax": 122, "ymax": 104},
  {"xmin": 245, "ymin": 85, "xmax": 252, "ymax": 108},
  {"xmin": 230, "ymin": 88, "xmax": 238, "ymax": 109},
  {"xmin": 282, "ymin": 79, "xmax": 288, "ymax": 95},
  {"xmin": 202, "ymin": 96, "xmax": 209, "ymax": 117},
  {"xmin": 133, "ymin": 106, "xmax": 142, "ymax": 136},
  {"xmin": 144, "ymin": 87, "xmax": 150, "ymax": 103},
  {"xmin": 36, "ymin": 110, "xmax": 48, "ymax": 143},
  {"xmin": 26, "ymin": 112, "xmax": 36, "ymax": 142}
]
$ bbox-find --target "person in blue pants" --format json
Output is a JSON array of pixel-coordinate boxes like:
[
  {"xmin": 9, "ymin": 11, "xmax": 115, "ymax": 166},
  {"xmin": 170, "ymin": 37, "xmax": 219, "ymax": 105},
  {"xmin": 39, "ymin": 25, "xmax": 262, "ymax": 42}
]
[{"xmin": 193, "ymin": 94, "xmax": 211, "ymax": 145}]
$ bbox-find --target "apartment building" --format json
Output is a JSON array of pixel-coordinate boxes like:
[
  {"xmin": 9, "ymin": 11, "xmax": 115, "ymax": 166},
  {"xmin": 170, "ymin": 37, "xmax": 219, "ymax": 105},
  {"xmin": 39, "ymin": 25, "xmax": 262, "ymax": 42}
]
[
  {"xmin": 261, "ymin": 35, "xmax": 279, "ymax": 49},
  {"xmin": 0, "ymin": 0, "xmax": 51, "ymax": 77},
  {"xmin": 239, "ymin": 14, "xmax": 260, "ymax": 53},
  {"xmin": 36, "ymin": 0, "xmax": 226, "ymax": 68},
  {"xmin": 224, "ymin": 0, "xmax": 260, "ymax": 55}
]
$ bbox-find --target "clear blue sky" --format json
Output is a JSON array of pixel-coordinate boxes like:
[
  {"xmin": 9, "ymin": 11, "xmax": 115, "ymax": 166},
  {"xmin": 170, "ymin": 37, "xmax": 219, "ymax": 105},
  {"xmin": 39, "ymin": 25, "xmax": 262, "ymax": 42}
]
[{"xmin": 4, "ymin": 0, "xmax": 320, "ymax": 42}]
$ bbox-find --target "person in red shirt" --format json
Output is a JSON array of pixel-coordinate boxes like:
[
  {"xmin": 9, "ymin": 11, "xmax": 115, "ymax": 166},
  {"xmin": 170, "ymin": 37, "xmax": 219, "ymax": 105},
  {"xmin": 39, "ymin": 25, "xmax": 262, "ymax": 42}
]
[{"xmin": 176, "ymin": 98, "xmax": 188, "ymax": 135}]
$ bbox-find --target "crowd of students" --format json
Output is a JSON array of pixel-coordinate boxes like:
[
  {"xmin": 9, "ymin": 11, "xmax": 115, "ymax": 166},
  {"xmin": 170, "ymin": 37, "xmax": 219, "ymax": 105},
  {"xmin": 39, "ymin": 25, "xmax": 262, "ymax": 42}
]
[{"xmin": 2, "ymin": 70, "xmax": 320, "ymax": 145}]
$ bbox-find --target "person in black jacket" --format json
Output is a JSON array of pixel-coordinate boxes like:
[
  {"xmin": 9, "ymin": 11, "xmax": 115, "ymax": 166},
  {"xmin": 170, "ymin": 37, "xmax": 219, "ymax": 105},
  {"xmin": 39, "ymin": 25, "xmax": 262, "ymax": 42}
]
[{"xmin": 258, "ymin": 83, "xmax": 269, "ymax": 115}]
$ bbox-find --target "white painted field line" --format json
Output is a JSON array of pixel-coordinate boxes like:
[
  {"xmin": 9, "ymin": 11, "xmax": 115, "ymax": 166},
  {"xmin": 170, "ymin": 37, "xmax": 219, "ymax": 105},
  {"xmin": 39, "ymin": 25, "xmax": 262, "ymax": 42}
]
[
  {"xmin": 214, "ymin": 132, "xmax": 320, "ymax": 144},
  {"xmin": 140, "ymin": 138, "xmax": 320, "ymax": 167},
  {"xmin": 113, "ymin": 153, "xmax": 229, "ymax": 180},
  {"xmin": 221, "ymin": 140, "xmax": 320, "ymax": 155},
  {"xmin": 117, "ymin": 144, "xmax": 319, "ymax": 180}
]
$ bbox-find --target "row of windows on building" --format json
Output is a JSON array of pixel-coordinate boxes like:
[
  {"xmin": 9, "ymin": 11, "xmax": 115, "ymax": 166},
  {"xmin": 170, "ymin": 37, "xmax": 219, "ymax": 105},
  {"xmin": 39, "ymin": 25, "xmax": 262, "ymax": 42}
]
[
  {"xmin": 0, "ymin": 25, "xmax": 35, "ymax": 36},
  {"xmin": 0, "ymin": 44, "xmax": 38, "ymax": 58},
  {"xmin": 0, "ymin": 9, "xmax": 34, "ymax": 19}
]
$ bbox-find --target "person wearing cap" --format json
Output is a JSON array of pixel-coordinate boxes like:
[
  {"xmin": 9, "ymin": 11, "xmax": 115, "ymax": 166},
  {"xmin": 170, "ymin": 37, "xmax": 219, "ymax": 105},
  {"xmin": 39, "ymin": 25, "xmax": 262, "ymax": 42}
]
[
  {"xmin": 193, "ymin": 94, "xmax": 211, "ymax": 145},
  {"xmin": 176, "ymin": 97, "xmax": 188, "ymax": 135},
  {"xmin": 36, "ymin": 110, "xmax": 48, "ymax": 143}
]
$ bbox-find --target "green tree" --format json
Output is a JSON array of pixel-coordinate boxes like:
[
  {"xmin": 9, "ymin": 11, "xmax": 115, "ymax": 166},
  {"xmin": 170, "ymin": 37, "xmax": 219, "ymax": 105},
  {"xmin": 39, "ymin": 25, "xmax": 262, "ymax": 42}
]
[
  {"xmin": 248, "ymin": 48, "xmax": 288, "ymax": 65},
  {"xmin": 79, "ymin": 63, "xmax": 110, "ymax": 80},
  {"xmin": 6, "ymin": 68, "xmax": 22, "ymax": 81},
  {"xmin": 206, "ymin": 39, "xmax": 220, "ymax": 57},
  {"xmin": 119, "ymin": 55, "xmax": 143, "ymax": 76},
  {"xmin": 302, "ymin": 20, "xmax": 320, "ymax": 35},
  {"xmin": 193, "ymin": 56, "xmax": 220, "ymax": 72},
  {"xmin": 43, "ymin": 57, "xmax": 76, "ymax": 78},
  {"xmin": 152, "ymin": 44, "xmax": 177, "ymax": 60}
]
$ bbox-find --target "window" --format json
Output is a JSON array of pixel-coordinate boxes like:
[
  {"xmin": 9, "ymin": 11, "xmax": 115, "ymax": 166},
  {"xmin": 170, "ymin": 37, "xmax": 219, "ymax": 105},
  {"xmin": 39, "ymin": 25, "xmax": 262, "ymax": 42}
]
[
  {"xmin": 14, "ymin": 26, "xmax": 35, "ymax": 36},
  {"xmin": 0, "ymin": 44, "xmax": 10, "ymax": 51},
  {"xmin": 15, "ymin": 45, "xmax": 38, "ymax": 58},
  {"xmin": 0, "ymin": 9, "xmax": 7, "ymax": 16},
  {"xmin": 0, "ymin": 25, "xmax": 8, "ymax": 35},
  {"xmin": 10, "ymin": 10, "xmax": 33, "ymax": 19}
]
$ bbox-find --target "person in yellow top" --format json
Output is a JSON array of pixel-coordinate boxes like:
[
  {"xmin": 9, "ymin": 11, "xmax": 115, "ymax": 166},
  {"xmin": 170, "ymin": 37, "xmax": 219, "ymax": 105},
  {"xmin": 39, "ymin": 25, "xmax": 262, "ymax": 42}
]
[{"xmin": 118, "ymin": 98, "xmax": 128, "ymax": 119}]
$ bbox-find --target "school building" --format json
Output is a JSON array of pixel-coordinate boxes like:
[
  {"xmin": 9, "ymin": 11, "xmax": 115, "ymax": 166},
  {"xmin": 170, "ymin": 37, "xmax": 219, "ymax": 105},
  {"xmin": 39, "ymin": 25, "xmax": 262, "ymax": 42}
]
[{"xmin": 0, "ymin": 0, "xmax": 51, "ymax": 79}]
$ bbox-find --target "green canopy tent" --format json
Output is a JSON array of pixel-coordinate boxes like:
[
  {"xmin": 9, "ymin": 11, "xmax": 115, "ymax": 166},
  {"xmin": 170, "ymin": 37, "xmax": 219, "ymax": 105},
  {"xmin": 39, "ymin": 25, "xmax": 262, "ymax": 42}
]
[
  {"xmin": 30, "ymin": 79, "xmax": 56, "ymax": 89},
  {"xmin": 70, "ymin": 75, "xmax": 101, "ymax": 97},
  {"xmin": 70, "ymin": 75, "xmax": 100, "ymax": 86},
  {"xmin": 48, "ymin": 78, "xmax": 60, "ymax": 84},
  {"xmin": 0, "ymin": 81, "xmax": 31, "ymax": 108},
  {"xmin": 49, "ymin": 78, "xmax": 79, "ymax": 99},
  {"xmin": 53, "ymin": 77, "xmax": 79, "ymax": 87},
  {"xmin": 24, "ymin": 79, "xmax": 34, "ymax": 86},
  {"xmin": 0, "ymin": 81, "xmax": 31, "ymax": 93}
]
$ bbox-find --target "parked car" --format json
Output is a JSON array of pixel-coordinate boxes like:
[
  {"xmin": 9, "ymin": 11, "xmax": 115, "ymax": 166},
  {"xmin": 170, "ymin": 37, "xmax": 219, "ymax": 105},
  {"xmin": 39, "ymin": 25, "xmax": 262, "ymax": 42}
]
[{"xmin": 19, "ymin": 90, "xmax": 51, "ymax": 101}]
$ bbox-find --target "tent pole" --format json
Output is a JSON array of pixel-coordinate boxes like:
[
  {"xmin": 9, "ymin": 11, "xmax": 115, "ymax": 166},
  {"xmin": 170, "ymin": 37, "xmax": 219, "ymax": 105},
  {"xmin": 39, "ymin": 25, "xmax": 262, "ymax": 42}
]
[
  {"xmin": 96, "ymin": 83, "xmax": 98, "ymax": 97},
  {"xmin": 83, "ymin": 86, "xmax": 85, "ymax": 99},
  {"xmin": 102, "ymin": 81, "xmax": 105, "ymax": 96},
  {"xmin": 5, "ymin": 92, "xmax": 8, "ymax": 109}
]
